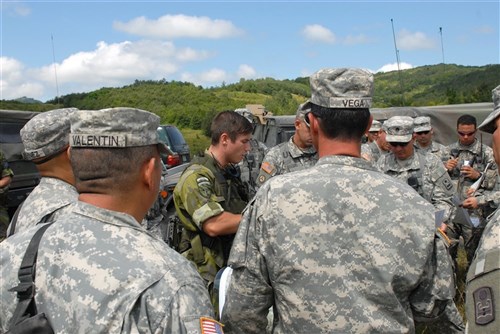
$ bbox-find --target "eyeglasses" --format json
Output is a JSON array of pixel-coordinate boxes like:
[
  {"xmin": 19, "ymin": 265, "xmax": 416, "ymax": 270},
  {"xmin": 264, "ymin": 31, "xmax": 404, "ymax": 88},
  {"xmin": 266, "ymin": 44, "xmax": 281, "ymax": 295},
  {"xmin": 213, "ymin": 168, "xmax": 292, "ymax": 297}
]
[
  {"xmin": 304, "ymin": 112, "xmax": 312, "ymax": 128},
  {"xmin": 389, "ymin": 142, "xmax": 410, "ymax": 147},
  {"xmin": 457, "ymin": 130, "xmax": 476, "ymax": 137},
  {"xmin": 415, "ymin": 131, "xmax": 430, "ymax": 135}
]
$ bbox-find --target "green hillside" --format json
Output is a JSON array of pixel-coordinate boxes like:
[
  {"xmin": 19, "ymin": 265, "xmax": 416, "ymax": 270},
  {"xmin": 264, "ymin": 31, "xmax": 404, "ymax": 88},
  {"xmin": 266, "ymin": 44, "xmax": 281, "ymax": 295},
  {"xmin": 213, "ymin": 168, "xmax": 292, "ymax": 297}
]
[{"xmin": 1, "ymin": 63, "xmax": 499, "ymax": 131}]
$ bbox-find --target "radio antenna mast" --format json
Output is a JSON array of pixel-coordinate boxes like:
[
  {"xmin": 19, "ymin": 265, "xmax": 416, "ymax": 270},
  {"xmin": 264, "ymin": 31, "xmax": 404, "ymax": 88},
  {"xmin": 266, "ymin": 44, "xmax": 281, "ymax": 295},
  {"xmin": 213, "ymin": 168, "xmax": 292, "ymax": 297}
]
[
  {"xmin": 391, "ymin": 19, "xmax": 405, "ymax": 106},
  {"xmin": 51, "ymin": 34, "xmax": 60, "ymax": 104},
  {"xmin": 439, "ymin": 27, "xmax": 446, "ymax": 71}
]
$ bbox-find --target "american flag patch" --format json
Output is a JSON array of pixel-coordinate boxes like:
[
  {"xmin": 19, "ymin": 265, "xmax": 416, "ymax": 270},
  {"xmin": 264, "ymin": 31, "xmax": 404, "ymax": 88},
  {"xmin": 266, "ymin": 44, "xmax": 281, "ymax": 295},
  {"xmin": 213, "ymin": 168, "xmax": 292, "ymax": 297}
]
[
  {"xmin": 261, "ymin": 161, "xmax": 275, "ymax": 175},
  {"xmin": 200, "ymin": 317, "xmax": 224, "ymax": 334}
]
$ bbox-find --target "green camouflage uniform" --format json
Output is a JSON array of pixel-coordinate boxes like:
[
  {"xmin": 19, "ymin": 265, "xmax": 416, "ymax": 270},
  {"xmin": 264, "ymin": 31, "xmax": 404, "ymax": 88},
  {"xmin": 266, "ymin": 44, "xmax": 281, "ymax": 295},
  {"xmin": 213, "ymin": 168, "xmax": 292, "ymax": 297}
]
[
  {"xmin": 0, "ymin": 149, "xmax": 14, "ymax": 240},
  {"xmin": 173, "ymin": 150, "xmax": 249, "ymax": 310}
]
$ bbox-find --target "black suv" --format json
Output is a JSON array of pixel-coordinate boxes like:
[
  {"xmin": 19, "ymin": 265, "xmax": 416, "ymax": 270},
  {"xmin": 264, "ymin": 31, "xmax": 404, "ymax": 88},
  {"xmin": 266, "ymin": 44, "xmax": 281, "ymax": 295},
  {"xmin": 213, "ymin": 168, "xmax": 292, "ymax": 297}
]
[
  {"xmin": 157, "ymin": 125, "xmax": 191, "ymax": 168},
  {"xmin": 0, "ymin": 110, "xmax": 41, "ymax": 217}
]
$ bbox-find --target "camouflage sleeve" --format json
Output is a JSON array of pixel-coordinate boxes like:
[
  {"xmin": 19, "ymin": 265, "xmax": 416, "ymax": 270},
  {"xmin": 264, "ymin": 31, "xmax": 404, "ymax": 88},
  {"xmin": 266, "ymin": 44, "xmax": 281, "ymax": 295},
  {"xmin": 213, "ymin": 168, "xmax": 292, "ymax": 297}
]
[
  {"xmin": 410, "ymin": 235, "xmax": 465, "ymax": 332},
  {"xmin": 176, "ymin": 168, "xmax": 224, "ymax": 229},
  {"xmin": 480, "ymin": 146, "xmax": 497, "ymax": 190},
  {"xmin": 1, "ymin": 150, "xmax": 14, "ymax": 179},
  {"xmin": 126, "ymin": 275, "xmax": 216, "ymax": 333},
  {"xmin": 255, "ymin": 146, "xmax": 282, "ymax": 187},
  {"xmin": 221, "ymin": 195, "xmax": 273, "ymax": 333},
  {"xmin": 428, "ymin": 156, "xmax": 455, "ymax": 222}
]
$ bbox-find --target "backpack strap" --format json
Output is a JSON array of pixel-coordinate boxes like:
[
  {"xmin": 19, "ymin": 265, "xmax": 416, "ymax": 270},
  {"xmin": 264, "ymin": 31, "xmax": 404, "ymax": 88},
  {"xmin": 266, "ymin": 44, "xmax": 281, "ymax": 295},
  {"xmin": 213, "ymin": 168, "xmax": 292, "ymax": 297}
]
[
  {"xmin": 8, "ymin": 222, "xmax": 54, "ymax": 328},
  {"xmin": 6, "ymin": 201, "xmax": 25, "ymax": 238}
]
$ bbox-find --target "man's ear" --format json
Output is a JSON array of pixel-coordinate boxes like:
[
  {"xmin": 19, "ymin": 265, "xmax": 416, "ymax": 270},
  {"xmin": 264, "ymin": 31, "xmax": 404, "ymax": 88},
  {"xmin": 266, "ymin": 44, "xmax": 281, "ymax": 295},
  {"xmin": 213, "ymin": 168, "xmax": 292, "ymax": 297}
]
[
  {"xmin": 143, "ymin": 156, "xmax": 157, "ymax": 190},
  {"xmin": 220, "ymin": 133, "xmax": 230, "ymax": 146}
]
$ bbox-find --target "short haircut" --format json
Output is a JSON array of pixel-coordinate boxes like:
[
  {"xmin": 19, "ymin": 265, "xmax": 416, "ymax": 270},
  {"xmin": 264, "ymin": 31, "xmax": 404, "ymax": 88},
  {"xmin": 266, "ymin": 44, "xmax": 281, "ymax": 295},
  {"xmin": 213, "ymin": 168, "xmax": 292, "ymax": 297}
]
[
  {"xmin": 457, "ymin": 114, "xmax": 477, "ymax": 128},
  {"xmin": 311, "ymin": 104, "xmax": 370, "ymax": 141},
  {"xmin": 71, "ymin": 145, "xmax": 158, "ymax": 194},
  {"xmin": 210, "ymin": 110, "xmax": 254, "ymax": 145}
]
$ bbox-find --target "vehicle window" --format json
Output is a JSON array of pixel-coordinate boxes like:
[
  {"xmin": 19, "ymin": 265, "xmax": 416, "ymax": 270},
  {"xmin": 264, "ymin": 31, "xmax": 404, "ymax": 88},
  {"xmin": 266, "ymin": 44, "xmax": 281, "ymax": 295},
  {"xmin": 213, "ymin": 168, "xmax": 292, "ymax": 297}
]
[
  {"xmin": 0, "ymin": 123, "xmax": 24, "ymax": 143},
  {"xmin": 165, "ymin": 126, "xmax": 187, "ymax": 146},
  {"xmin": 157, "ymin": 128, "xmax": 172, "ymax": 148}
]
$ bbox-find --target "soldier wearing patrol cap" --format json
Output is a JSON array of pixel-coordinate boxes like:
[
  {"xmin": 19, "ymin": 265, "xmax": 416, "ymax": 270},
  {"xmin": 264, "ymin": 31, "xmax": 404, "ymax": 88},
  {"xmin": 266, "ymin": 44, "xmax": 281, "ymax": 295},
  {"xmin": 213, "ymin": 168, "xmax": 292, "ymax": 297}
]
[
  {"xmin": 0, "ymin": 107, "xmax": 218, "ymax": 333},
  {"xmin": 6, "ymin": 108, "xmax": 79, "ymax": 237},
  {"xmin": 376, "ymin": 115, "xmax": 455, "ymax": 226},
  {"xmin": 366, "ymin": 118, "xmax": 382, "ymax": 142},
  {"xmin": 465, "ymin": 85, "xmax": 500, "ymax": 334},
  {"xmin": 413, "ymin": 116, "xmax": 447, "ymax": 159},
  {"xmin": 361, "ymin": 119, "xmax": 390, "ymax": 162},
  {"xmin": 222, "ymin": 68, "xmax": 464, "ymax": 333},
  {"xmin": 255, "ymin": 101, "xmax": 318, "ymax": 187}
]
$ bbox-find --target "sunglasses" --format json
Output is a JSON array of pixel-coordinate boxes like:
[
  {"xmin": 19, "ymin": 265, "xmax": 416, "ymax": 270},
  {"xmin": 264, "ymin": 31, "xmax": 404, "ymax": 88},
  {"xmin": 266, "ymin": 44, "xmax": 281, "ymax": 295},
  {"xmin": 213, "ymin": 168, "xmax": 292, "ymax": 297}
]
[
  {"xmin": 415, "ymin": 131, "xmax": 430, "ymax": 135},
  {"xmin": 304, "ymin": 112, "xmax": 312, "ymax": 128},
  {"xmin": 458, "ymin": 130, "xmax": 476, "ymax": 137},
  {"xmin": 389, "ymin": 141, "xmax": 410, "ymax": 147}
]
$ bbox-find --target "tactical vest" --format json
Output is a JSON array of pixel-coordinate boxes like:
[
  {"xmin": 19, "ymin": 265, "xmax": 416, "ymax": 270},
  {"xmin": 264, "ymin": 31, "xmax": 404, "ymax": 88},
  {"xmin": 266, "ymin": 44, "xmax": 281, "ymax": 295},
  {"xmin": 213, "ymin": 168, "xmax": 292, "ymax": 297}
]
[
  {"xmin": 177, "ymin": 153, "xmax": 249, "ymax": 288},
  {"xmin": 407, "ymin": 153, "xmax": 427, "ymax": 201}
]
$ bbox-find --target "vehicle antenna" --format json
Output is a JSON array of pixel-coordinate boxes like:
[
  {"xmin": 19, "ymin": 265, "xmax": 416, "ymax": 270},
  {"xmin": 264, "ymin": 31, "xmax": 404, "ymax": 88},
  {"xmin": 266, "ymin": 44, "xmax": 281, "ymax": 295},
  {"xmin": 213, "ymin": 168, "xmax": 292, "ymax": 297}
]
[
  {"xmin": 51, "ymin": 34, "xmax": 60, "ymax": 104},
  {"xmin": 391, "ymin": 19, "xmax": 405, "ymax": 106}
]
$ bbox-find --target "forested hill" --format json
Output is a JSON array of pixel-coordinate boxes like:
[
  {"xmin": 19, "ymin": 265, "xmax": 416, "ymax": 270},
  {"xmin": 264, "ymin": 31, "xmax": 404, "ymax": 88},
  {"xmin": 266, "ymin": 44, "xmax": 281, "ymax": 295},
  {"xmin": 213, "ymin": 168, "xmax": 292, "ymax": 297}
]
[{"xmin": 1, "ymin": 63, "xmax": 499, "ymax": 130}]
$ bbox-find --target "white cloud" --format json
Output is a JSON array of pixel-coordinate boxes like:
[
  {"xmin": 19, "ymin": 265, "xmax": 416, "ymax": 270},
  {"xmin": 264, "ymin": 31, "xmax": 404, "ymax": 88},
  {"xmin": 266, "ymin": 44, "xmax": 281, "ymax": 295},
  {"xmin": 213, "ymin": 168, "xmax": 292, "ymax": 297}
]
[
  {"xmin": 376, "ymin": 62, "xmax": 414, "ymax": 73},
  {"xmin": 237, "ymin": 64, "xmax": 257, "ymax": 79},
  {"xmin": 1, "ymin": 40, "xmax": 213, "ymax": 101},
  {"xmin": 397, "ymin": 29, "xmax": 436, "ymax": 50},
  {"xmin": 113, "ymin": 14, "xmax": 243, "ymax": 39},
  {"xmin": 343, "ymin": 34, "xmax": 372, "ymax": 45},
  {"xmin": 302, "ymin": 24, "xmax": 336, "ymax": 44},
  {"xmin": 2, "ymin": 2, "xmax": 31, "ymax": 17}
]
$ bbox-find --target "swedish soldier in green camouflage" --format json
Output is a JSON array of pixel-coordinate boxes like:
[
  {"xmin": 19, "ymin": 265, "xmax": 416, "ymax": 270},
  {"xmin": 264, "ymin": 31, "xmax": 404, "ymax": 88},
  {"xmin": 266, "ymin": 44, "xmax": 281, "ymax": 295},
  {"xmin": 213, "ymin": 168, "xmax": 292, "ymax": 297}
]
[{"xmin": 173, "ymin": 110, "xmax": 253, "ymax": 316}]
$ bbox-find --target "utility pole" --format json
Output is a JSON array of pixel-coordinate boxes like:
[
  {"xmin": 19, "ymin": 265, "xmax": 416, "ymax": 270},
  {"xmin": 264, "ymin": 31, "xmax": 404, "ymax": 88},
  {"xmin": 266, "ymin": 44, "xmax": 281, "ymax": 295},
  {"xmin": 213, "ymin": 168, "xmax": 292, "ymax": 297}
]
[
  {"xmin": 439, "ymin": 27, "xmax": 446, "ymax": 72},
  {"xmin": 391, "ymin": 19, "xmax": 405, "ymax": 106}
]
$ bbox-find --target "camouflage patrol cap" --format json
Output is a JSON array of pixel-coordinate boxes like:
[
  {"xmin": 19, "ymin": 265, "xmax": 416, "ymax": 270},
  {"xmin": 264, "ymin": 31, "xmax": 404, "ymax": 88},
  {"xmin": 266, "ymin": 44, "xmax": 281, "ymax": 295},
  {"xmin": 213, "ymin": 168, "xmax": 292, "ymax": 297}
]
[
  {"xmin": 478, "ymin": 85, "xmax": 500, "ymax": 134},
  {"xmin": 70, "ymin": 107, "xmax": 168, "ymax": 153},
  {"xmin": 21, "ymin": 108, "xmax": 78, "ymax": 161},
  {"xmin": 384, "ymin": 116, "xmax": 414, "ymax": 142},
  {"xmin": 369, "ymin": 119, "xmax": 382, "ymax": 132},
  {"xmin": 413, "ymin": 116, "xmax": 432, "ymax": 132},
  {"xmin": 309, "ymin": 68, "xmax": 373, "ymax": 109},
  {"xmin": 296, "ymin": 100, "xmax": 312, "ymax": 120}
]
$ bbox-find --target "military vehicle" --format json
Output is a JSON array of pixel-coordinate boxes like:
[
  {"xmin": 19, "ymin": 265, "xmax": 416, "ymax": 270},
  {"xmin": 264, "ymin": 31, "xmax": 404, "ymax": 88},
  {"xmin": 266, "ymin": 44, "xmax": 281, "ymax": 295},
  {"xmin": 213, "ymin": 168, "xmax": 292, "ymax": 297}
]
[{"xmin": 0, "ymin": 110, "xmax": 41, "ymax": 217}]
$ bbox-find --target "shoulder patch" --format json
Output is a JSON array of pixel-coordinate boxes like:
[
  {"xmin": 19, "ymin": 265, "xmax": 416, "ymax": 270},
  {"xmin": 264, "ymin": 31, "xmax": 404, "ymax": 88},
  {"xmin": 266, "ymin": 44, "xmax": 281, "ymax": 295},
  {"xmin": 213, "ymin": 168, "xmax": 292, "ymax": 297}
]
[
  {"xmin": 200, "ymin": 317, "xmax": 224, "ymax": 334},
  {"xmin": 261, "ymin": 161, "xmax": 275, "ymax": 175},
  {"xmin": 196, "ymin": 176, "xmax": 212, "ymax": 199},
  {"xmin": 442, "ymin": 177, "xmax": 453, "ymax": 191},
  {"xmin": 473, "ymin": 287, "xmax": 495, "ymax": 325}
]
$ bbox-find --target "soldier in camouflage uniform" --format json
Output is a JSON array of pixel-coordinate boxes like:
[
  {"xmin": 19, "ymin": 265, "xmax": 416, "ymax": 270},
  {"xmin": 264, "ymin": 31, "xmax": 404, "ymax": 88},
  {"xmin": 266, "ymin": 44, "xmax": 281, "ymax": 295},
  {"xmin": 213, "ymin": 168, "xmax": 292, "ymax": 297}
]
[
  {"xmin": 221, "ymin": 68, "xmax": 464, "ymax": 333},
  {"xmin": 365, "ymin": 119, "xmax": 382, "ymax": 143},
  {"xmin": 465, "ymin": 85, "xmax": 500, "ymax": 333},
  {"xmin": 376, "ymin": 116, "xmax": 455, "ymax": 225},
  {"xmin": 443, "ymin": 114, "xmax": 497, "ymax": 264},
  {"xmin": 413, "ymin": 116, "xmax": 447, "ymax": 160},
  {"xmin": 0, "ymin": 148, "xmax": 14, "ymax": 240},
  {"xmin": 173, "ymin": 110, "xmax": 253, "ymax": 315},
  {"xmin": 256, "ymin": 101, "xmax": 318, "ymax": 187},
  {"xmin": 6, "ymin": 108, "xmax": 79, "ymax": 237},
  {"xmin": 0, "ymin": 107, "xmax": 217, "ymax": 333},
  {"xmin": 361, "ymin": 120, "xmax": 390, "ymax": 163}
]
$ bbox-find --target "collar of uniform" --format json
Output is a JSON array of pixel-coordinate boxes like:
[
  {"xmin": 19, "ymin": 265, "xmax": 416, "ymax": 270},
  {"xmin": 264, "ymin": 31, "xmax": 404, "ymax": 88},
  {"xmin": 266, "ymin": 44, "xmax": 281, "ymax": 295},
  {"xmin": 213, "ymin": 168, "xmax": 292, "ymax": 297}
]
[
  {"xmin": 385, "ymin": 153, "xmax": 421, "ymax": 172},
  {"xmin": 316, "ymin": 154, "xmax": 377, "ymax": 172},
  {"xmin": 287, "ymin": 136, "xmax": 317, "ymax": 158},
  {"xmin": 73, "ymin": 201, "xmax": 144, "ymax": 230},
  {"xmin": 456, "ymin": 138, "xmax": 479, "ymax": 152}
]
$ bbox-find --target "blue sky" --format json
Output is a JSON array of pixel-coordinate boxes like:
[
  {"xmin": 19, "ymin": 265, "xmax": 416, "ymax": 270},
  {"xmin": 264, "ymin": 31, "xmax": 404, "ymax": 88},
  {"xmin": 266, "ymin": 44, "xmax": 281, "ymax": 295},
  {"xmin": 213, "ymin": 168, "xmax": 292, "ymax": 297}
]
[{"xmin": 1, "ymin": 0, "xmax": 499, "ymax": 102}]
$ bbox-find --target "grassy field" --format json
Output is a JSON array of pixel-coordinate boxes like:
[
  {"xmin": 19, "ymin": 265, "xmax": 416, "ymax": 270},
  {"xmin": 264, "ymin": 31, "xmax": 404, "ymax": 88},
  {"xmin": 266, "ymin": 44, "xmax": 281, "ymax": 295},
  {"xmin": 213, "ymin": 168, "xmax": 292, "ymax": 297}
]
[{"xmin": 178, "ymin": 128, "xmax": 211, "ymax": 157}]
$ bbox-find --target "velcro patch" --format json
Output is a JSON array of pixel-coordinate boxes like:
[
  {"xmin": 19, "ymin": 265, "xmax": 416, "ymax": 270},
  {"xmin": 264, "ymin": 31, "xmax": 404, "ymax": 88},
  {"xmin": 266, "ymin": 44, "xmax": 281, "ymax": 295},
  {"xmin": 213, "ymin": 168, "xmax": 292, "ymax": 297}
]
[
  {"xmin": 473, "ymin": 287, "xmax": 495, "ymax": 325},
  {"xmin": 442, "ymin": 177, "xmax": 453, "ymax": 191},
  {"xmin": 261, "ymin": 161, "xmax": 275, "ymax": 175},
  {"xmin": 200, "ymin": 317, "xmax": 224, "ymax": 334}
]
